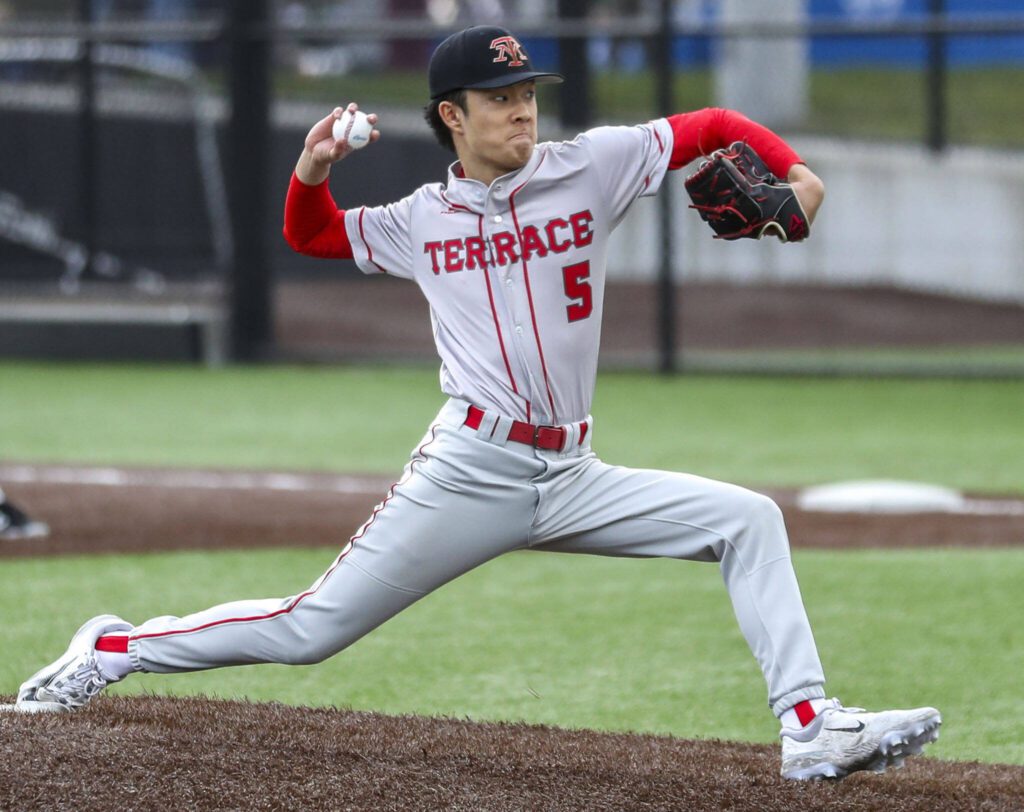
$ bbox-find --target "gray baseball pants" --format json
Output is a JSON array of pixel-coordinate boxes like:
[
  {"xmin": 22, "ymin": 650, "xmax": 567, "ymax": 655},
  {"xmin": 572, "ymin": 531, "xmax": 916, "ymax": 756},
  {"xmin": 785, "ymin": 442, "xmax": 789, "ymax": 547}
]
[{"xmin": 128, "ymin": 398, "xmax": 826, "ymax": 716}]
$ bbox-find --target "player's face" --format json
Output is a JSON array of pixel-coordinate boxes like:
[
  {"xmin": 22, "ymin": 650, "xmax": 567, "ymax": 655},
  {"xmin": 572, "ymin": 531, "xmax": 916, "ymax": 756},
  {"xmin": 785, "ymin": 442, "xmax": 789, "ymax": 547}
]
[{"xmin": 455, "ymin": 81, "xmax": 538, "ymax": 182}]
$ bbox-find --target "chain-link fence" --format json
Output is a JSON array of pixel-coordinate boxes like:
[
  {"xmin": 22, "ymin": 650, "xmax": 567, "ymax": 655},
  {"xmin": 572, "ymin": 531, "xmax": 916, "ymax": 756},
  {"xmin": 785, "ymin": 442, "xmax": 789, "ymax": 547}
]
[{"xmin": 2, "ymin": 0, "xmax": 1023, "ymax": 373}]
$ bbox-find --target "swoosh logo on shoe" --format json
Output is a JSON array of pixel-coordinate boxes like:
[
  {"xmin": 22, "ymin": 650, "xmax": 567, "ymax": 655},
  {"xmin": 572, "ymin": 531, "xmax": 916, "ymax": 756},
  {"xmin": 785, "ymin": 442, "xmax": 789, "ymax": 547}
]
[{"xmin": 824, "ymin": 721, "xmax": 866, "ymax": 733}]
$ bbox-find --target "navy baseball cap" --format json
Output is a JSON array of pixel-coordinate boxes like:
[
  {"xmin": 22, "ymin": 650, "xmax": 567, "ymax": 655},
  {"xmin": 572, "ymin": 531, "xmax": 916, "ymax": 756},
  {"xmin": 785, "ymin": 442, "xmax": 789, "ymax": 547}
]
[{"xmin": 428, "ymin": 26, "xmax": 564, "ymax": 100}]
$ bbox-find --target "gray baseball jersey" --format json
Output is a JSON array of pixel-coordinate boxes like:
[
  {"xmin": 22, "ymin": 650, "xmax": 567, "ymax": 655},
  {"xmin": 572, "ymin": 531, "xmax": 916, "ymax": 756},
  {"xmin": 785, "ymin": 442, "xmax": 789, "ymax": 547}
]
[
  {"xmin": 126, "ymin": 121, "xmax": 827, "ymax": 718},
  {"xmin": 346, "ymin": 119, "xmax": 674, "ymax": 425}
]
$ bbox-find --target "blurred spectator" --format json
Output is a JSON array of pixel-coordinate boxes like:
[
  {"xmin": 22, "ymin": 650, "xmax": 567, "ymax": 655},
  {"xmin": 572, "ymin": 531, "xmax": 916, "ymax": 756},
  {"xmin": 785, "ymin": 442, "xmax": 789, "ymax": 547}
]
[{"xmin": 0, "ymin": 486, "xmax": 49, "ymax": 541}]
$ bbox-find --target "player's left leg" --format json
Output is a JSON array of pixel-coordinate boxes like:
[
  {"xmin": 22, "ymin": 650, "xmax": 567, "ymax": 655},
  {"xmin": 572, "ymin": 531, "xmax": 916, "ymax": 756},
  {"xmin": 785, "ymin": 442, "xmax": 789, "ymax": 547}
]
[{"xmin": 528, "ymin": 453, "xmax": 940, "ymax": 780}]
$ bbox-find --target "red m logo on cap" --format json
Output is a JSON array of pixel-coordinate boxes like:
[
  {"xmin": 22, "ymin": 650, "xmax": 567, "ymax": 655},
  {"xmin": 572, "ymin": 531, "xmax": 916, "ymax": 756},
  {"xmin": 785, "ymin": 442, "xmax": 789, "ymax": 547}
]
[{"xmin": 490, "ymin": 36, "xmax": 527, "ymax": 67}]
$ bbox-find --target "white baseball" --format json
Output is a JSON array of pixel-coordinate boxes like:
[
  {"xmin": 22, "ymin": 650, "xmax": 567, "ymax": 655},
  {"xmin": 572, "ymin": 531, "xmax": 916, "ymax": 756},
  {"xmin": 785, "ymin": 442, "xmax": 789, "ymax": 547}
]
[{"xmin": 332, "ymin": 109, "xmax": 373, "ymax": 150}]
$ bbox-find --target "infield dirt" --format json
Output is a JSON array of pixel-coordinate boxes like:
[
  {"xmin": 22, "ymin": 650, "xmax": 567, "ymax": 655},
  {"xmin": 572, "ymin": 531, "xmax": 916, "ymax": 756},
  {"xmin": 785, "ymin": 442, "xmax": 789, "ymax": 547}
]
[{"xmin": 2, "ymin": 696, "xmax": 1022, "ymax": 811}]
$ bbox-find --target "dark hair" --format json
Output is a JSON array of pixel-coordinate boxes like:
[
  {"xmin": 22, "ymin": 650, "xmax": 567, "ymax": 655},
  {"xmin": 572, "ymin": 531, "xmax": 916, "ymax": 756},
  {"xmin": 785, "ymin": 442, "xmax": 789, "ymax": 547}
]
[{"xmin": 423, "ymin": 89, "xmax": 468, "ymax": 153}]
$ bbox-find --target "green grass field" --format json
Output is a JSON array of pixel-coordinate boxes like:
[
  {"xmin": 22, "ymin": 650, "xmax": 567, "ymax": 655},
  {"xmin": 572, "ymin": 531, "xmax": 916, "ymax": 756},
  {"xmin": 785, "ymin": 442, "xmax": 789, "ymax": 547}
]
[
  {"xmin": 2, "ymin": 362, "xmax": 1023, "ymax": 492},
  {"xmin": 2, "ymin": 361, "xmax": 1023, "ymax": 765},
  {"xmin": 2, "ymin": 547, "xmax": 1021, "ymax": 765}
]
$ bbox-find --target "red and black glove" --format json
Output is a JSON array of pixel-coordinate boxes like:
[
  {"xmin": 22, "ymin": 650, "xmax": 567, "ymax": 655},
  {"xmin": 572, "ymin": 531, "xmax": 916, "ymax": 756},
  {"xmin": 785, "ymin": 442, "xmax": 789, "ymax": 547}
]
[{"xmin": 684, "ymin": 141, "xmax": 810, "ymax": 242}]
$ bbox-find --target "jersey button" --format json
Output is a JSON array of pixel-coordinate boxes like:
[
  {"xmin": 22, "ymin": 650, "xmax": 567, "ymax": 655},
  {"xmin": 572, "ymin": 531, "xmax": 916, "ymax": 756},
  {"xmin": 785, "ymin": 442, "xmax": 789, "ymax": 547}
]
[
  {"xmin": 505, "ymin": 278, "xmax": 513, "ymax": 286},
  {"xmin": 492, "ymin": 215, "xmax": 503, "ymax": 224},
  {"xmin": 515, "ymin": 325, "xmax": 523, "ymax": 335}
]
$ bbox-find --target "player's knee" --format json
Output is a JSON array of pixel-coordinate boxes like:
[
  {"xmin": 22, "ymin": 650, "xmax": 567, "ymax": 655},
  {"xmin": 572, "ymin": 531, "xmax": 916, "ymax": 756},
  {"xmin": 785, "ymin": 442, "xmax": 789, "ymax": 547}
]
[
  {"xmin": 281, "ymin": 637, "xmax": 337, "ymax": 666},
  {"xmin": 274, "ymin": 617, "xmax": 350, "ymax": 665},
  {"xmin": 736, "ymin": 491, "xmax": 789, "ymax": 548},
  {"xmin": 749, "ymin": 491, "xmax": 786, "ymax": 528}
]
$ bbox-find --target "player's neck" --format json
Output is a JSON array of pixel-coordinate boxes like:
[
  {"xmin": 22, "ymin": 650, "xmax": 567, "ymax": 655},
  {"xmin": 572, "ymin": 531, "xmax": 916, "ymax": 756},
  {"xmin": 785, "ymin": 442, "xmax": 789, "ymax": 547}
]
[
  {"xmin": 455, "ymin": 159, "xmax": 505, "ymax": 187},
  {"xmin": 453, "ymin": 150, "xmax": 525, "ymax": 187}
]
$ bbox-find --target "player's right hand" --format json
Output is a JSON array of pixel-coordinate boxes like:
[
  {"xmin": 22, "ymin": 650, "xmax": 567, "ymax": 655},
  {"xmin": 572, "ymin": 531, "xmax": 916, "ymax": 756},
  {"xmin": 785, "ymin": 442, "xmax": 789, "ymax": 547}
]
[{"xmin": 304, "ymin": 103, "xmax": 380, "ymax": 165}]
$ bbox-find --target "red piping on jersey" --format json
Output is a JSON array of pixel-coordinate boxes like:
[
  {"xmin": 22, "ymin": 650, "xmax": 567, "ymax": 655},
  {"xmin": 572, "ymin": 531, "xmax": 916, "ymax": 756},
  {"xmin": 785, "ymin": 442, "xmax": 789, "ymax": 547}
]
[
  {"xmin": 508, "ymin": 152, "xmax": 557, "ymax": 423},
  {"xmin": 441, "ymin": 188, "xmax": 531, "ymax": 419},
  {"xmin": 358, "ymin": 206, "xmax": 389, "ymax": 274},
  {"xmin": 476, "ymin": 212, "xmax": 524, "ymax": 410},
  {"xmin": 653, "ymin": 126, "xmax": 665, "ymax": 155},
  {"xmin": 644, "ymin": 126, "xmax": 666, "ymax": 191},
  {"xmin": 440, "ymin": 189, "xmax": 473, "ymax": 214},
  {"xmin": 131, "ymin": 427, "xmax": 441, "ymax": 644}
]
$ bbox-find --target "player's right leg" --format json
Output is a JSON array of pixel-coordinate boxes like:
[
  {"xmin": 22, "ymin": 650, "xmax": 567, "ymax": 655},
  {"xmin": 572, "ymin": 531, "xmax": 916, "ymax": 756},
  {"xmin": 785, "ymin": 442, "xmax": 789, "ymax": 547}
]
[
  {"xmin": 529, "ymin": 457, "xmax": 940, "ymax": 780},
  {"xmin": 15, "ymin": 399, "xmax": 543, "ymax": 712}
]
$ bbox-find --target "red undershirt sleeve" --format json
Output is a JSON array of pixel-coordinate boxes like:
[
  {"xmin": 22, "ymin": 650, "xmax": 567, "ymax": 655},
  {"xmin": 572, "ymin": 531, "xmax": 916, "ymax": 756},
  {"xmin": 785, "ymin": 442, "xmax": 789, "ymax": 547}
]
[
  {"xmin": 282, "ymin": 172, "xmax": 354, "ymax": 259},
  {"xmin": 666, "ymin": 108, "xmax": 803, "ymax": 178}
]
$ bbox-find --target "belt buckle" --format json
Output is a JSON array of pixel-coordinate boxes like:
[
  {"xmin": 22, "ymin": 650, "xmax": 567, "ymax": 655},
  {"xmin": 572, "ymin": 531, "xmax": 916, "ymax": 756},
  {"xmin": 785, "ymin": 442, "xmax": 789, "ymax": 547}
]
[{"xmin": 534, "ymin": 424, "xmax": 566, "ymax": 450}]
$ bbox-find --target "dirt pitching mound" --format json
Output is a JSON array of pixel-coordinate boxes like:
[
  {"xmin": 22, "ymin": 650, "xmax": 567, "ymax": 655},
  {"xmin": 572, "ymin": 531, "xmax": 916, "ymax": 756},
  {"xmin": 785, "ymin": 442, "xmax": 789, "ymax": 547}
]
[{"xmin": 1, "ymin": 696, "xmax": 1021, "ymax": 812}]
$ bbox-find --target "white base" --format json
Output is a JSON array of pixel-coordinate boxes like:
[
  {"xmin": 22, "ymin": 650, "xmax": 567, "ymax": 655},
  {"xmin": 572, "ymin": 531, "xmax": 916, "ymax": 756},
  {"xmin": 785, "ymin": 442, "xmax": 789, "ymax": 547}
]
[
  {"xmin": 797, "ymin": 480, "xmax": 964, "ymax": 514},
  {"xmin": 0, "ymin": 701, "xmax": 63, "ymax": 713}
]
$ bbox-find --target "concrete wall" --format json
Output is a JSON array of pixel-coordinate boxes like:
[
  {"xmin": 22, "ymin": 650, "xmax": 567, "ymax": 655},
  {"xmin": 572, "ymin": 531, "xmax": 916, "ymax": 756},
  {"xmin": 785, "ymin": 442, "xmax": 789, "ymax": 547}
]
[
  {"xmin": 713, "ymin": 0, "xmax": 809, "ymax": 129},
  {"xmin": 613, "ymin": 137, "xmax": 1024, "ymax": 304}
]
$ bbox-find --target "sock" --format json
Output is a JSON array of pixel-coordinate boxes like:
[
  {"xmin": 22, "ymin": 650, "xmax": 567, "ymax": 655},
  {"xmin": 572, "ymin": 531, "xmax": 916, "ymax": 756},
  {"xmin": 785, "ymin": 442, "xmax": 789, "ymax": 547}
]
[
  {"xmin": 95, "ymin": 634, "xmax": 134, "ymax": 680},
  {"xmin": 780, "ymin": 698, "xmax": 829, "ymax": 729}
]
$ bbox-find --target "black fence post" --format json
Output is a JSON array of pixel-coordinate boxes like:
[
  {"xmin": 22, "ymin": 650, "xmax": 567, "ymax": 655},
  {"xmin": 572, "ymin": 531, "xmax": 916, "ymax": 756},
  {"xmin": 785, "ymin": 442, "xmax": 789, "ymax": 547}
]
[
  {"xmin": 926, "ymin": 0, "xmax": 947, "ymax": 152},
  {"xmin": 654, "ymin": 0, "xmax": 676, "ymax": 374},
  {"xmin": 557, "ymin": 0, "xmax": 590, "ymax": 130},
  {"xmin": 226, "ymin": 0, "xmax": 272, "ymax": 361},
  {"xmin": 76, "ymin": 0, "xmax": 96, "ymax": 283}
]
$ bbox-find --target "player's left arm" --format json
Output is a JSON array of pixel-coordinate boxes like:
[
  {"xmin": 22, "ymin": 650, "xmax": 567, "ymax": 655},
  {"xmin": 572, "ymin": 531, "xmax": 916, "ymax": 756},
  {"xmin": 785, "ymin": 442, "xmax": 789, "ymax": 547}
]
[{"xmin": 668, "ymin": 108, "xmax": 824, "ymax": 225}]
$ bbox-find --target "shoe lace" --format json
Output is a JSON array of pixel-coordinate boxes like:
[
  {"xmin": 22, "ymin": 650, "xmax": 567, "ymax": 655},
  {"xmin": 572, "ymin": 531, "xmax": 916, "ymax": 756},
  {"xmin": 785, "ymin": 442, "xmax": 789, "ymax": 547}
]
[
  {"xmin": 827, "ymin": 697, "xmax": 866, "ymax": 714},
  {"xmin": 53, "ymin": 656, "xmax": 109, "ymax": 704}
]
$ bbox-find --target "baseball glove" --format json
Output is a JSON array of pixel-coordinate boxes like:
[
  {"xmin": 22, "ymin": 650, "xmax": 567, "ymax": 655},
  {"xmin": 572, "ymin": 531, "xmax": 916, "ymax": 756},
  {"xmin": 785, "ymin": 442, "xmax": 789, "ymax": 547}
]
[{"xmin": 684, "ymin": 141, "xmax": 810, "ymax": 242}]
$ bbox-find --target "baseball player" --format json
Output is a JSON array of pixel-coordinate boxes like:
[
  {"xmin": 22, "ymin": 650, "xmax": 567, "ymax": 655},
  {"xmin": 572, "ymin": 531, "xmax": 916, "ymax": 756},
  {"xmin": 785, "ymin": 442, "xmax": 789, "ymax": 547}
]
[{"xmin": 15, "ymin": 26, "xmax": 940, "ymax": 781}]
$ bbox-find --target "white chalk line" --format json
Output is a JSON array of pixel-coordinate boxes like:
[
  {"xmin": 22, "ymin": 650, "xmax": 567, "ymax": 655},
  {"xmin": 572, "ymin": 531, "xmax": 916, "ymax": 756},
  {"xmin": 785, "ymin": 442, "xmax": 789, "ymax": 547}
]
[
  {"xmin": 958, "ymin": 499, "xmax": 1024, "ymax": 517},
  {"xmin": 0, "ymin": 464, "xmax": 385, "ymax": 495}
]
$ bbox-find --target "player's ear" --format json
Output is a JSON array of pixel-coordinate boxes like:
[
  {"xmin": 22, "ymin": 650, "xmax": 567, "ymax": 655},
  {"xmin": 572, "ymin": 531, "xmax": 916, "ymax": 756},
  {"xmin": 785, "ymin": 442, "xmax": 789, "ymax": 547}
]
[{"xmin": 439, "ymin": 100, "xmax": 464, "ymax": 136}]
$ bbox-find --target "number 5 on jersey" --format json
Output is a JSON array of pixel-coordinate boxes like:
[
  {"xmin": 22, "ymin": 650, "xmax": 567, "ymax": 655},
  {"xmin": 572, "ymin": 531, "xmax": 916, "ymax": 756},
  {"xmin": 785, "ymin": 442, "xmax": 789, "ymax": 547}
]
[{"xmin": 562, "ymin": 260, "xmax": 592, "ymax": 322}]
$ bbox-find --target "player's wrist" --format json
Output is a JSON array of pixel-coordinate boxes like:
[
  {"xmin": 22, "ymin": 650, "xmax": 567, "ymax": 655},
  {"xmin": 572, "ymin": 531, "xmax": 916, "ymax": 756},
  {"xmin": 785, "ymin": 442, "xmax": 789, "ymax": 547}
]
[
  {"xmin": 295, "ymin": 149, "xmax": 332, "ymax": 186},
  {"xmin": 787, "ymin": 165, "xmax": 825, "ymax": 224}
]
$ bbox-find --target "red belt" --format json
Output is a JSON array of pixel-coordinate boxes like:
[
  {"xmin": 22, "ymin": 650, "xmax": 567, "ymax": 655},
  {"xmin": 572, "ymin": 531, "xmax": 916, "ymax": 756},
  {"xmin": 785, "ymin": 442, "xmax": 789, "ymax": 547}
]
[{"xmin": 464, "ymin": 405, "xmax": 587, "ymax": 451}]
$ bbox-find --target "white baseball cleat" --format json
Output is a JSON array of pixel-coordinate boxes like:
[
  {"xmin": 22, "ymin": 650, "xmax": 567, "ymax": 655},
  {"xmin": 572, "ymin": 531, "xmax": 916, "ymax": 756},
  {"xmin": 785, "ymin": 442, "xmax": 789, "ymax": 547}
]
[
  {"xmin": 15, "ymin": 614, "xmax": 133, "ymax": 713},
  {"xmin": 780, "ymin": 699, "xmax": 941, "ymax": 781}
]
